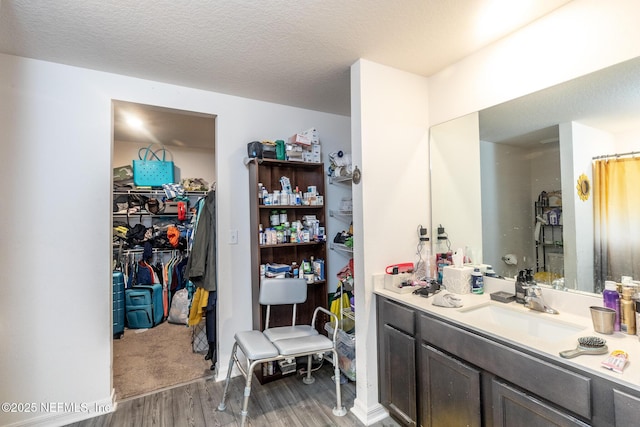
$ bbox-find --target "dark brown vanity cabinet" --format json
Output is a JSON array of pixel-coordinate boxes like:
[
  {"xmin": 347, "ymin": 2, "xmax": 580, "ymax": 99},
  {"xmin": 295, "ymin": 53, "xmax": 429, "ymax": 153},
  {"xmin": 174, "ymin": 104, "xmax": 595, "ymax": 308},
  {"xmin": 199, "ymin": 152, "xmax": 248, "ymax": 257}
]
[
  {"xmin": 419, "ymin": 344, "xmax": 481, "ymax": 427},
  {"xmin": 377, "ymin": 295, "xmax": 640, "ymax": 427},
  {"xmin": 491, "ymin": 379, "xmax": 588, "ymax": 427},
  {"xmin": 377, "ymin": 297, "xmax": 418, "ymax": 426}
]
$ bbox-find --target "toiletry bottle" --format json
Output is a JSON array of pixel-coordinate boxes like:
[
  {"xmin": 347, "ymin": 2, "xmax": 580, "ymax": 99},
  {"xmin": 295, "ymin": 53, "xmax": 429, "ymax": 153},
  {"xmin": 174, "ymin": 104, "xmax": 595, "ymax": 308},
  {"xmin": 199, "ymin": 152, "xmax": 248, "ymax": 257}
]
[
  {"xmin": 471, "ymin": 268, "xmax": 484, "ymax": 294},
  {"xmin": 603, "ymin": 280, "xmax": 621, "ymax": 332},
  {"xmin": 635, "ymin": 299, "xmax": 640, "ymax": 340},
  {"xmin": 515, "ymin": 270, "xmax": 526, "ymax": 304},
  {"xmin": 525, "ymin": 268, "xmax": 535, "ymax": 285},
  {"xmin": 620, "ymin": 287, "xmax": 636, "ymax": 335}
]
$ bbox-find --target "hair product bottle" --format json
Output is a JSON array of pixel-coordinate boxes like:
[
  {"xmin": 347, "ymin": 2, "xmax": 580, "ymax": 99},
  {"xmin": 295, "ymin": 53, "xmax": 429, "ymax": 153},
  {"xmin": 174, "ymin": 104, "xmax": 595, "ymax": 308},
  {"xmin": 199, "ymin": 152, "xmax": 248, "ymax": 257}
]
[
  {"xmin": 603, "ymin": 281, "xmax": 621, "ymax": 332},
  {"xmin": 620, "ymin": 287, "xmax": 636, "ymax": 335}
]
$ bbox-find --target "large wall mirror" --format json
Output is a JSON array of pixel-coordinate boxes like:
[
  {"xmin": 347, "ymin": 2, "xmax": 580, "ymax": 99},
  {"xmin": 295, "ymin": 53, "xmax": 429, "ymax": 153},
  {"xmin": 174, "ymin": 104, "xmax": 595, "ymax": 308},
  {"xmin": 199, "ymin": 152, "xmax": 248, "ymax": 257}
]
[{"xmin": 430, "ymin": 56, "xmax": 640, "ymax": 295}]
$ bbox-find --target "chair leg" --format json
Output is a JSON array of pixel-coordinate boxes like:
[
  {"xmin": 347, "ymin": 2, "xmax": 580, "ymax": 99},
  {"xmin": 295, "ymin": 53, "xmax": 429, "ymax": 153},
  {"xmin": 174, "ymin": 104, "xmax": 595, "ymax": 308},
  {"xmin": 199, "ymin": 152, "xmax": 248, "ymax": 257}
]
[
  {"xmin": 331, "ymin": 349, "xmax": 347, "ymax": 416},
  {"xmin": 302, "ymin": 354, "xmax": 315, "ymax": 384},
  {"xmin": 239, "ymin": 360, "xmax": 259, "ymax": 427},
  {"xmin": 217, "ymin": 342, "xmax": 238, "ymax": 411}
]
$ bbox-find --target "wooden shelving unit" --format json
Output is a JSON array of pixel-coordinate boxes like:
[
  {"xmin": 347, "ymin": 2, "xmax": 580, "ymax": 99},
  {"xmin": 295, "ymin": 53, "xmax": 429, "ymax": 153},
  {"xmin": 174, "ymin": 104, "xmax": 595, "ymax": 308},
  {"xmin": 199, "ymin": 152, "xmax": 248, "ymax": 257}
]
[{"xmin": 247, "ymin": 158, "xmax": 329, "ymax": 383}]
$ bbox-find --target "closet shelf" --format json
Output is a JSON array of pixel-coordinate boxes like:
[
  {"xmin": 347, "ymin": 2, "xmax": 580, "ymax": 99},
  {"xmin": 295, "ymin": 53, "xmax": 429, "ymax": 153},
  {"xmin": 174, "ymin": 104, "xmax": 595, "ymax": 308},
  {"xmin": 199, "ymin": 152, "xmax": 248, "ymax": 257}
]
[
  {"xmin": 329, "ymin": 209, "xmax": 352, "ymax": 219},
  {"xmin": 116, "ymin": 247, "xmax": 185, "ymax": 254},
  {"xmin": 329, "ymin": 175, "xmax": 352, "ymax": 184},
  {"xmin": 342, "ymin": 308, "xmax": 355, "ymax": 321},
  {"xmin": 331, "ymin": 243, "xmax": 353, "ymax": 254},
  {"xmin": 114, "ymin": 189, "xmax": 208, "ymax": 197},
  {"xmin": 113, "ymin": 211, "xmax": 194, "ymax": 218}
]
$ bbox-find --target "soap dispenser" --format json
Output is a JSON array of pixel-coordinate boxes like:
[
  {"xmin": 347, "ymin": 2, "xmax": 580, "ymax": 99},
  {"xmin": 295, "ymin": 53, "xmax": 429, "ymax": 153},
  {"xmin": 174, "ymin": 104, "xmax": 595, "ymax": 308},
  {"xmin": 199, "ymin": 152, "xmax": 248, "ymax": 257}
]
[
  {"xmin": 515, "ymin": 270, "xmax": 527, "ymax": 304},
  {"xmin": 525, "ymin": 268, "xmax": 535, "ymax": 286}
]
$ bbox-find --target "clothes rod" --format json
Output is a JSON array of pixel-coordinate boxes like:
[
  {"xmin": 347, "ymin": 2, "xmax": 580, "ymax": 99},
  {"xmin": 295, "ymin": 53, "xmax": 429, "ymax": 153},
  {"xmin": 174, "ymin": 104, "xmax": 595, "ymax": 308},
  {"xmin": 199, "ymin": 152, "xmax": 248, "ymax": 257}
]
[
  {"xmin": 592, "ymin": 150, "xmax": 640, "ymax": 160},
  {"xmin": 117, "ymin": 248, "xmax": 184, "ymax": 253}
]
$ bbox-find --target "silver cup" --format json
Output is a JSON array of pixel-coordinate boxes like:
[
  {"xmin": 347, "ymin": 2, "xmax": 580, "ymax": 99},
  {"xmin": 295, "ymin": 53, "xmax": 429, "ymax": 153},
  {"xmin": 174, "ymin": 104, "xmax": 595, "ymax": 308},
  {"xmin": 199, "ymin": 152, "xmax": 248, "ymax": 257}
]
[{"xmin": 590, "ymin": 306, "xmax": 616, "ymax": 334}]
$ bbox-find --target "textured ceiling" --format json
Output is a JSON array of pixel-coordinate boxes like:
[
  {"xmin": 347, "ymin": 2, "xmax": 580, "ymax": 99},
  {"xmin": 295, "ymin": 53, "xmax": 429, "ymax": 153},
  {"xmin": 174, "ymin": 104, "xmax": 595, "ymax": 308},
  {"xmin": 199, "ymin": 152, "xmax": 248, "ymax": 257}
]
[{"xmin": 0, "ymin": 0, "xmax": 572, "ymax": 116}]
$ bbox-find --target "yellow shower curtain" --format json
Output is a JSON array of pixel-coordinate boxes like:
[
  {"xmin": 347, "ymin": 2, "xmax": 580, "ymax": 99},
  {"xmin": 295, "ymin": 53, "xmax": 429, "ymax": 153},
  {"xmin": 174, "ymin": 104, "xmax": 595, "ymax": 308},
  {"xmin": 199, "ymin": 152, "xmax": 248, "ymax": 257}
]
[{"xmin": 593, "ymin": 157, "xmax": 640, "ymax": 290}]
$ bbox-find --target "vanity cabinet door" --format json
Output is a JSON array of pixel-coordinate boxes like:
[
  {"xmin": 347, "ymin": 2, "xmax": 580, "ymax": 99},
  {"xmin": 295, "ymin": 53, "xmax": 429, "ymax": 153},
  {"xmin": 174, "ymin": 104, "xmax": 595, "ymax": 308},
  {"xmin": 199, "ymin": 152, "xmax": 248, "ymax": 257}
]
[
  {"xmin": 379, "ymin": 324, "xmax": 417, "ymax": 426},
  {"xmin": 418, "ymin": 344, "xmax": 481, "ymax": 427},
  {"xmin": 492, "ymin": 379, "xmax": 589, "ymax": 427},
  {"xmin": 613, "ymin": 389, "xmax": 640, "ymax": 426}
]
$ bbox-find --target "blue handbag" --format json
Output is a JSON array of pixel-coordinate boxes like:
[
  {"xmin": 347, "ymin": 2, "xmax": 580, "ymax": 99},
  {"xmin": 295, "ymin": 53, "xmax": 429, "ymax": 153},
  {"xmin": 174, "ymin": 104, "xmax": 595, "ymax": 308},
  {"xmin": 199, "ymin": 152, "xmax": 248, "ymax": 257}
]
[{"xmin": 132, "ymin": 144, "xmax": 174, "ymax": 187}]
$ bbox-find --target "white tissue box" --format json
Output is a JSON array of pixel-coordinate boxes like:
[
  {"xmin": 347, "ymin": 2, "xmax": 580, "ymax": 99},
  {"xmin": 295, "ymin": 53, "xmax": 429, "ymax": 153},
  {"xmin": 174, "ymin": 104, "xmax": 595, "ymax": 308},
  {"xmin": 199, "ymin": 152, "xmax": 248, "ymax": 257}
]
[
  {"xmin": 384, "ymin": 273, "xmax": 414, "ymax": 294},
  {"xmin": 443, "ymin": 266, "xmax": 473, "ymax": 294}
]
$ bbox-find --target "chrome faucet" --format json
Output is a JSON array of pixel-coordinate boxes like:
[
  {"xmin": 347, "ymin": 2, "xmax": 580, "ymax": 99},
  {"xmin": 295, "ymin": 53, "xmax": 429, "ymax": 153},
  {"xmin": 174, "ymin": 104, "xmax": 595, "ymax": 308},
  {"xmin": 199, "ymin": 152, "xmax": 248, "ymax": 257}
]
[{"xmin": 524, "ymin": 284, "xmax": 559, "ymax": 314}]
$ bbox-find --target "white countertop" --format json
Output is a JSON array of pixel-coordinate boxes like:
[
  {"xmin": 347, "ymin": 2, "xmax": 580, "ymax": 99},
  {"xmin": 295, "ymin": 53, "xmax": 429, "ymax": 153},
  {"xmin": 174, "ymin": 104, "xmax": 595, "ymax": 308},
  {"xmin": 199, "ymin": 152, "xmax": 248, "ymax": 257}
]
[{"xmin": 374, "ymin": 275, "xmax": 640, "ymax": 392}]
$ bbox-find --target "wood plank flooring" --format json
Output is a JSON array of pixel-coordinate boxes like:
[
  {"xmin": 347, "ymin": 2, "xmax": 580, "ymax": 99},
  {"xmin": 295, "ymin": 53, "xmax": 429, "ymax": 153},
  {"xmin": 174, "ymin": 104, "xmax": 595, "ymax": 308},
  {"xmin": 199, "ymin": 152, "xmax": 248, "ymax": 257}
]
[{"xmin": 65, "ymin": 364, "xmax": 400, "ymax": 426}]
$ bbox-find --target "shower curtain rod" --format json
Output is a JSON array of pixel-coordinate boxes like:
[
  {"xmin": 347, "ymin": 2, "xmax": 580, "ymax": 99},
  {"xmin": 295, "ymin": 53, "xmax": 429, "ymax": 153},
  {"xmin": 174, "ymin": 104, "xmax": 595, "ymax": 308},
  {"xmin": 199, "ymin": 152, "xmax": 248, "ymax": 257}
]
[{"xmin": 592, "ymin": 150, "xmax": 640, "ymax": 160}]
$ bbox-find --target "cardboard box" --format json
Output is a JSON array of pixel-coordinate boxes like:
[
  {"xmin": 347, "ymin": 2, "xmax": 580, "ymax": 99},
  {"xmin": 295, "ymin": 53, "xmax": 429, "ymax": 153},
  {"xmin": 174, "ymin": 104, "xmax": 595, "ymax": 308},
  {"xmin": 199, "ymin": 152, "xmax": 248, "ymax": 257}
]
[
  {"xmin": 289, "ymin": 133, "xmax": 312, "ymax": 146},
  {"xmin": 278, "ymin": 359, "xmax": 296, "ymax": 375}
]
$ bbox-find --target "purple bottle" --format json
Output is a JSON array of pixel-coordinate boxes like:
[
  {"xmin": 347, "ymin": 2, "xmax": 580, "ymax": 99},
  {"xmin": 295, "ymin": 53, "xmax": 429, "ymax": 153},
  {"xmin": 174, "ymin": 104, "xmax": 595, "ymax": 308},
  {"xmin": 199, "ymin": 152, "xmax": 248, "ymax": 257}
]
[{"xmin": 603, "ymin": 281, "xmax": 621, "ymax": 332}]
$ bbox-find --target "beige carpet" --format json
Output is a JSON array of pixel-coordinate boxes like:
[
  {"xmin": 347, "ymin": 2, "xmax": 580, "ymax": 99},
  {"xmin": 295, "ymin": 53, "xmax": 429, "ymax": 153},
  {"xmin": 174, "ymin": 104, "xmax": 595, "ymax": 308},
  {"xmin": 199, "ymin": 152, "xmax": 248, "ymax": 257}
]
[{"xmin": 113, "ymin": 321, "xmax": 213, "ymax": 400}]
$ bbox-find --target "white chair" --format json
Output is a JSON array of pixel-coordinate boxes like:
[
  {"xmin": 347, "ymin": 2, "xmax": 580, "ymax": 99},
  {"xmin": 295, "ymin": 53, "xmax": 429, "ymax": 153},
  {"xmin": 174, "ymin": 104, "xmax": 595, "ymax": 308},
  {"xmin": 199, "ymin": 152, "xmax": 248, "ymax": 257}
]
[{"xmin": 217, "ymin": 277, "xmax": 347, "ymax": 426}]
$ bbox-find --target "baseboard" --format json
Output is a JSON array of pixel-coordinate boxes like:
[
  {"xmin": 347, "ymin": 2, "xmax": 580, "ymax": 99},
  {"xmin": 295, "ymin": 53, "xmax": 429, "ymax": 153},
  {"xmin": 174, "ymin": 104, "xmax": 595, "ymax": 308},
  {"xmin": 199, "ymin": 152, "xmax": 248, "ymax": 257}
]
[
  {"xmin": 4, "ymin": 390, "xmax": 117, "ymax": 427},
  {"xmin": 350, "ymin": 398, "xmax": 389, "ymax": 426}
]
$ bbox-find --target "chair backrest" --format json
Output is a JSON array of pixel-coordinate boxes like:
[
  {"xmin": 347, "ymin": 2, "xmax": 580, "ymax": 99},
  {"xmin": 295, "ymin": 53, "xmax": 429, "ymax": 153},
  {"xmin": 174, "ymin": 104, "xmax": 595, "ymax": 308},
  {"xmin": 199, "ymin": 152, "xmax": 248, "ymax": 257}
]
[{"xmin": 259, "ymin": 277, "xmax": 308, "ymax": 306}]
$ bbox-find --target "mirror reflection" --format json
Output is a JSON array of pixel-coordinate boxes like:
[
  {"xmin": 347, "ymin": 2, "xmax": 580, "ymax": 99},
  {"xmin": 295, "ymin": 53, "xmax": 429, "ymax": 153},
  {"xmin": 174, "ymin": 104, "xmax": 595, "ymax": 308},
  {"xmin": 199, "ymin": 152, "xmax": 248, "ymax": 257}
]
[{"xmin": 430, "ymin": 56, "xmax": 640, "ymax": 294}]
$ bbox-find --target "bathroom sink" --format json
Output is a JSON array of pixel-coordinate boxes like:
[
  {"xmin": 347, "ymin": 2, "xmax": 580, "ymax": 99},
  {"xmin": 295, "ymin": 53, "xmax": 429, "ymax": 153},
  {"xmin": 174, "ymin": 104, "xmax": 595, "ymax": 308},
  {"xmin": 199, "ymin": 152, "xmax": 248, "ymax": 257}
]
[{"xmin": 458, "ymin": 302, "xmax": 587, "ymax": 342}]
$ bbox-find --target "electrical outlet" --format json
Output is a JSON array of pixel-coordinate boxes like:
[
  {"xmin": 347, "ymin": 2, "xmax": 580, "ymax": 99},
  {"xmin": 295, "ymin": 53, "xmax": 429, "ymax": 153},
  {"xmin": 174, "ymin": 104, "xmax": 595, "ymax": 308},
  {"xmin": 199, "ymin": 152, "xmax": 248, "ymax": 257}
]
[{"xmin": 229, "ymin": 229, "xmax": 238, "ymax": 244}]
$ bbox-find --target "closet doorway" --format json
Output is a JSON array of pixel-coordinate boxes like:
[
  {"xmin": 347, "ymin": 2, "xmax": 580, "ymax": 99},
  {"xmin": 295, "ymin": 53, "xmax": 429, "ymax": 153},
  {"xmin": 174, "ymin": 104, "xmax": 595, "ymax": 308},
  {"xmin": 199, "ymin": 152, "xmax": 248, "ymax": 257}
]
[{"xmin": 111, "ymin": 100, "xmax": 217, "ymax": 401}]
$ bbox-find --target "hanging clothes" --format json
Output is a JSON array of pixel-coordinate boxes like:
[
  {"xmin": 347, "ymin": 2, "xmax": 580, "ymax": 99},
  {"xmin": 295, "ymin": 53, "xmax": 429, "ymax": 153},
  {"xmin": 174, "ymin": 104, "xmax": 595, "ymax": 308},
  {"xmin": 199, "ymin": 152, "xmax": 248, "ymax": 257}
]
[
  {"xmin": 205, "ymin": 291, "xmax": 217, "ymax": 345},
  {"xmin": 186, "ymin": 190, "xmax": 217, "ymax": 292},
  {"xmin": 186, "ymin": 189, "xmax": 217, "ymax": 354},
  {"xmin": 188, "ymin": 287, "xmax": 209, "ymax": 326}
]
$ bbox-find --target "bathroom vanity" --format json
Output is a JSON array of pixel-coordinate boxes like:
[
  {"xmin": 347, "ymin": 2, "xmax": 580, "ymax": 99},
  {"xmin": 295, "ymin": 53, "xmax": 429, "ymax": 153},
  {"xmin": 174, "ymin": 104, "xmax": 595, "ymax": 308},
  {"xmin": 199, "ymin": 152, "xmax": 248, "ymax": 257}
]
[{"xmin": 375, "ymin": 278, "xmax": 640, "ymax": 426}]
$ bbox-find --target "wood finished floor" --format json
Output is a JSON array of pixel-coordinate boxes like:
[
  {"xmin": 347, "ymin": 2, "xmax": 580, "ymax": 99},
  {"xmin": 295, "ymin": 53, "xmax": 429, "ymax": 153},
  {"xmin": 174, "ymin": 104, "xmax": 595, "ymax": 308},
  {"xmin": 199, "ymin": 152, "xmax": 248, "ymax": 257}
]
[{"xmin": 66, "ymin": 364, "xmax": 400, "ymax": 427}]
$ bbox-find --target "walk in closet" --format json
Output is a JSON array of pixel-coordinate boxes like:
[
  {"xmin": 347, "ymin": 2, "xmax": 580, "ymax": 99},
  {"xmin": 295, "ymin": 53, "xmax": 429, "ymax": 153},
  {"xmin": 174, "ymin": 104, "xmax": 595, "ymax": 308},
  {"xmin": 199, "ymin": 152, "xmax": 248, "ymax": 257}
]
[{"xmin": 111, "ymin": 100, "xmax": 217, "ymax": 400}]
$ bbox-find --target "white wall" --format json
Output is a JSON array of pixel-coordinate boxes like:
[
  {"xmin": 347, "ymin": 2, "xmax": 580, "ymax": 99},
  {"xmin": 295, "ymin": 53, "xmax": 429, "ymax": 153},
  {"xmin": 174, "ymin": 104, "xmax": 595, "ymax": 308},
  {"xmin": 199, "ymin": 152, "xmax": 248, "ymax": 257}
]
[
  {"xmin": 350, "ymin": 59, "xmax": 430, "ymax": 424},
  {"xmin": 0, "ymin": 53, "xmax": 349, "ymax": 427},
  {"xmin": 428, "ymin": 0, "xmax": 640, "ymax": 127},
  {"xmin": 430, "ymin": 113, "xmax": 482, "ymax": 261}
]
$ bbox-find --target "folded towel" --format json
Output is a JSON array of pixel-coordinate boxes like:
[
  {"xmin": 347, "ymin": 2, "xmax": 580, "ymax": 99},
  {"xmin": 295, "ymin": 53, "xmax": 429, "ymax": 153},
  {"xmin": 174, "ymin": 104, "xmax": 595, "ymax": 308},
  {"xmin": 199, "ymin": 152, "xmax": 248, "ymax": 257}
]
[{"xmin": 432, "ymin": 292, "xmax": 463, "ymax": 308}]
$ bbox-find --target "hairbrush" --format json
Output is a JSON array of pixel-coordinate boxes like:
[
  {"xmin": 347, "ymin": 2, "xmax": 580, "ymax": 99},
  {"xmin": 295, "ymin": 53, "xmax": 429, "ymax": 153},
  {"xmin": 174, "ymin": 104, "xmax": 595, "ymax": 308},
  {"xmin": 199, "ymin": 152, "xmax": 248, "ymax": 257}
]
[{"xmin": 559, "ymin": 336, "xmax": 608, "ymax": 359}]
